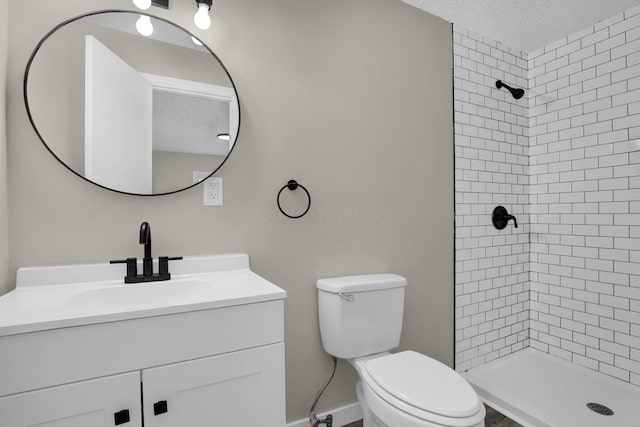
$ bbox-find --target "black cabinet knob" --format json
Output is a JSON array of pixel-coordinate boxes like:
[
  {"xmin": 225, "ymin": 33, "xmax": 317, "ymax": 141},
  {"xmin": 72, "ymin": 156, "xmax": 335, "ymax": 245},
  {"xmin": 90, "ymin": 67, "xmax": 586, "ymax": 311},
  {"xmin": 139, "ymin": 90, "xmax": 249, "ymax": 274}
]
[
  {"xmin": 154, "ymin": 400, "xmax": 168, "ymax": 416},
  {"xmin": 114, "ymin": 409, "xmax": 130, "ymax": 425}
]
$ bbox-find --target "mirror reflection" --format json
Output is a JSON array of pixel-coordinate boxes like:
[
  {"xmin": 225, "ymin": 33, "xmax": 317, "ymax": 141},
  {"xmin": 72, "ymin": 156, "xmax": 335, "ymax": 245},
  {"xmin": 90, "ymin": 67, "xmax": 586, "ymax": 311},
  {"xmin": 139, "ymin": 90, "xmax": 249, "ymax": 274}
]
[{"xmin": 25, "ymin": 11, "xmax": 239, "ymax": 195}]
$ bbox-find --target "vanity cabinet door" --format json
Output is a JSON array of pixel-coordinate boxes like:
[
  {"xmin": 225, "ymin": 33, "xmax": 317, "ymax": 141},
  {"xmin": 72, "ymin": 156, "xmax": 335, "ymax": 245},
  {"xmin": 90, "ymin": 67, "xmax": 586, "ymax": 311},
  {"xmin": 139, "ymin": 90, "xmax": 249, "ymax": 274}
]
[
  {"xmin": 0, "ymin": 371, "xmax": 141, "ymax": 427},
  {"xmin": 142, "ymin": 343, "xmax": 285, "ymax": 427}
]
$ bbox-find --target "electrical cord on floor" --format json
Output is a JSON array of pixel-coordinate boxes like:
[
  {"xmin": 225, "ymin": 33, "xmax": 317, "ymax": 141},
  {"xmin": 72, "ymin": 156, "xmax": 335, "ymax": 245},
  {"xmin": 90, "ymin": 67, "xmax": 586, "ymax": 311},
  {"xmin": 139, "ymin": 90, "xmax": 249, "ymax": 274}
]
[{"xmin": 308, "ymin": 355, "xmax": 338, "ymax": 426}]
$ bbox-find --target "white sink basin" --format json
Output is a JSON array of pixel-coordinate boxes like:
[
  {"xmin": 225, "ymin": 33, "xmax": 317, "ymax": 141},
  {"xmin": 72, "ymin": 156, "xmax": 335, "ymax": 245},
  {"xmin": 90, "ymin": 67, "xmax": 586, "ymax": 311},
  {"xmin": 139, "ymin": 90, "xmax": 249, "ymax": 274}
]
[
  {"xmin": 66, "ymin": 278, "xmax": 212, "ymax": 308},
  {"xmin": 0, "ymin": 254, "xmax": 286, "ymax": 336}
]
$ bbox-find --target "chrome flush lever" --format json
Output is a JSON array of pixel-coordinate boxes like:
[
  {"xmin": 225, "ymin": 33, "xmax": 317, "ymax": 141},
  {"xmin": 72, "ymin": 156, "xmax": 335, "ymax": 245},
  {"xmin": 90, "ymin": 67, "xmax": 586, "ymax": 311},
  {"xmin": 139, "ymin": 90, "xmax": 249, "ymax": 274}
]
[{"xmin": 339, "ymin": 293, "xmax": 354, "ymax": 302}]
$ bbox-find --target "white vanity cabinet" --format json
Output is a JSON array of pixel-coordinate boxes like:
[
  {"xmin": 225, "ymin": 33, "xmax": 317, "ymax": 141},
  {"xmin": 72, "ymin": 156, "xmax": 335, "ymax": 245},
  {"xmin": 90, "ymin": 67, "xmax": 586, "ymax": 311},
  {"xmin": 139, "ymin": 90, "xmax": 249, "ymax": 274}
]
[
  {"xmin": 0, "ymin": 255, "xmax": 287, "ymax": 427},
  {"xmin": 0, "ymin": 343, "xmax": 285, "ymax": 427},
  {"xmin": 143, "ymin": 343, "xmax": 285, "ymax": 427},
  {"xmin": 0, "ymin": 372, "xmax": 143, "ymax": 427}
]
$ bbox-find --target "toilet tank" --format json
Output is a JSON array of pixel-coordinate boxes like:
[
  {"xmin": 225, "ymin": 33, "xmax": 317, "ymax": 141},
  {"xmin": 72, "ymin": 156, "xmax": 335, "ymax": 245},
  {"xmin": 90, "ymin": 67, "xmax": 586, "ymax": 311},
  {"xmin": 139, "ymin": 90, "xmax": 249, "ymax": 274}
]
[{"xmin": 316, "ymin": 274, "xmax": 407, "ymax": 359}]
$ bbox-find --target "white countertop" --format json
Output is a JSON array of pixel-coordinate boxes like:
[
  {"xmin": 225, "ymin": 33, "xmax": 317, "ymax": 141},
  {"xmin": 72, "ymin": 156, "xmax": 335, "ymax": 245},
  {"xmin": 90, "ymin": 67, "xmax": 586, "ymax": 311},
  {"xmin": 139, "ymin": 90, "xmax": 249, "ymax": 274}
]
[{"xmin": 0, "ymin": 254, "xmax": 286, "ymax": 336}]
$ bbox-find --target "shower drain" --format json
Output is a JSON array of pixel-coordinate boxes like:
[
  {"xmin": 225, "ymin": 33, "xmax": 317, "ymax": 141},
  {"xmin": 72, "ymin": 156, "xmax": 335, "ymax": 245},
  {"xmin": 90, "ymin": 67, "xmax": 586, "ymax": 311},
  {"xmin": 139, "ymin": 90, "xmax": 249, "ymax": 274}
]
[{"xmin": 586, "ymin": 402, "xmax": 614, "ymax": 416}]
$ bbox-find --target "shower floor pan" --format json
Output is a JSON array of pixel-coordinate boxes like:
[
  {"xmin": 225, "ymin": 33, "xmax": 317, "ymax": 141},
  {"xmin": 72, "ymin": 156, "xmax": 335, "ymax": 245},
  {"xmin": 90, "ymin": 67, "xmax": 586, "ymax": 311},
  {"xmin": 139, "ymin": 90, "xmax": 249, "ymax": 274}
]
[{"xmin": 462, "ymin": 348, "xmax": 640, "ymax": 427}]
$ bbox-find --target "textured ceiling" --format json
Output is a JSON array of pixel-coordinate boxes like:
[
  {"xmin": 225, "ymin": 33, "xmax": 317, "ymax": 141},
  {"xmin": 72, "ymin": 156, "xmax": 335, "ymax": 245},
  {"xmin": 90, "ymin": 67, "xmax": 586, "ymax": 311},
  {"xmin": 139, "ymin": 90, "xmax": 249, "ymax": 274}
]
[{"xmin": 402, "ymin": 0, "xmax": 640, "ymax": 53}]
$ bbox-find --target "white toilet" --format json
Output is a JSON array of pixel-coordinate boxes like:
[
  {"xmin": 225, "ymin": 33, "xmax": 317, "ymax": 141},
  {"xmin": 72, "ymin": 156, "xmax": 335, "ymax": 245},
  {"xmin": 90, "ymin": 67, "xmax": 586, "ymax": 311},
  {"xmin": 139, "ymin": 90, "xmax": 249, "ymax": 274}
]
[{"xmin": 317, "ymin": 274, "xmax": 485, "ymax": 427}]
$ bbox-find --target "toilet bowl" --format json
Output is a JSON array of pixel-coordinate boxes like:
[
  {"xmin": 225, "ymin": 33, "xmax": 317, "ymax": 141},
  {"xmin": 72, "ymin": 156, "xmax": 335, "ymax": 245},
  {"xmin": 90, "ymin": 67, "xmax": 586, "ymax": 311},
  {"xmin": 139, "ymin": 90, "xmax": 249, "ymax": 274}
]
[
  {"xmin": 317, "ymin": 274, "xmax": 485, "ymax": 427},
  {"xmin": 353, "ymin": 352, "xmax": 484, "ymax": 427}
]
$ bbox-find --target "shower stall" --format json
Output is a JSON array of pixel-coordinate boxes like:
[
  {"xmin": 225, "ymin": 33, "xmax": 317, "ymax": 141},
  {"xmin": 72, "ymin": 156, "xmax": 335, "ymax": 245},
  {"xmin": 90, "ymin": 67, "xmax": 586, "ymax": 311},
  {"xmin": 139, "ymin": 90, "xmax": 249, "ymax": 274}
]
[{"xmin": 453, "ymin": 4, "xmax": 640, "ymax": 425}]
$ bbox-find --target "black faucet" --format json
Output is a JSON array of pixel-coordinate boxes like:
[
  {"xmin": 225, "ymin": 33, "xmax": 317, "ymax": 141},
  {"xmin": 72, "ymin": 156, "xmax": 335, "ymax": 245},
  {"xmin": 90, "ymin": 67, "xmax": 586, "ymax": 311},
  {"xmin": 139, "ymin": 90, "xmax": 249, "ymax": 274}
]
[
  {"xmin": 140, "ymin": 222, "xmax": 153, "ymax": 277},
  {"xmin": 111, "ymin": 221, "xmax": 182, "ymax": 283}
]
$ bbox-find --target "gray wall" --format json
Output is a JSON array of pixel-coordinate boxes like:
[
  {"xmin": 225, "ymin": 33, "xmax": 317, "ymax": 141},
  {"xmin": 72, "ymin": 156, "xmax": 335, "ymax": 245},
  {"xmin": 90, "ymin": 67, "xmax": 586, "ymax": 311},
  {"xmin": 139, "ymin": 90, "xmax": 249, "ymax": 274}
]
[
  {"xmin": 0, "ymin": 0, "xmax": 8, "ymax": 295},
  {"xmin": 6, "ymin": 0, "xmax": 453, "ymax": 421}
]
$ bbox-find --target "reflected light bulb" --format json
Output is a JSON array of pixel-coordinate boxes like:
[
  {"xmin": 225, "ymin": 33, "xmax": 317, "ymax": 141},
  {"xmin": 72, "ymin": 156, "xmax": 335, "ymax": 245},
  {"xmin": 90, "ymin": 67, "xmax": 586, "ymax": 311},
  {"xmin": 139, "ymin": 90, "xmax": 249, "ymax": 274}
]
[
  {"xmin": 194, "ymin": 3, "xmax": 212, "ymax": 30},
  {"xmin": 136, "ymin": 15, "xmax": 154, "ymax": 37},
  {"xmin": 132, "ymin": 0, "xmax": 152, "ymax": 10},
  {"xmin": 191, "ymin": 36, "xmax": 203, "ymax": 46}
]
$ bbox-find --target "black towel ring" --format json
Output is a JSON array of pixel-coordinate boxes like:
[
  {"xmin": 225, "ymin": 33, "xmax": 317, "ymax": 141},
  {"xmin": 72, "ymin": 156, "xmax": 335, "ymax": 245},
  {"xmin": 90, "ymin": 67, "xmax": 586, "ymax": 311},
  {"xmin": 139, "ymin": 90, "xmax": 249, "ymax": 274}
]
[{"xmin": 277, "ymin": 180, "xmax": 311, "ymax": 219}]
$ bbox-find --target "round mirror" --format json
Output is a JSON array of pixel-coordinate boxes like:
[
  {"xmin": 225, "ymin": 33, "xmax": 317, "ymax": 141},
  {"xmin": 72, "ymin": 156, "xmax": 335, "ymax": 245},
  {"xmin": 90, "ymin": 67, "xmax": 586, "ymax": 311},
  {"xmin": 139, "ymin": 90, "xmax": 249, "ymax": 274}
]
[{"xmin": 24, "ymin": 10, "xmax": 240, "ymax": 195}]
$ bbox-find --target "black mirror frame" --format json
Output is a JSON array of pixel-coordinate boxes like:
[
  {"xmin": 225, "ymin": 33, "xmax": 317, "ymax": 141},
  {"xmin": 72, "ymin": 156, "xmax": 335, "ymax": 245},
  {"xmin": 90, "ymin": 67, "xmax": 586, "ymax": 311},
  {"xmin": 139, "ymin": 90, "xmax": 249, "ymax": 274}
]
[{"xmin": 23, "ymin": 9, "xmax": 241, "ymax": 196}]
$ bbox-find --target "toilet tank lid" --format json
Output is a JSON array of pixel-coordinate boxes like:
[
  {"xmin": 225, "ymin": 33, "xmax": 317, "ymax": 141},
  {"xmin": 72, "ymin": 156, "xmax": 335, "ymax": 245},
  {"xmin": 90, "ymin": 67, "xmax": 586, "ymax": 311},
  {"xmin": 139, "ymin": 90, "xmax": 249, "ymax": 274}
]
[{"xmin": 316, "ymin": 274, "xmax": 407, "ymax": 293}]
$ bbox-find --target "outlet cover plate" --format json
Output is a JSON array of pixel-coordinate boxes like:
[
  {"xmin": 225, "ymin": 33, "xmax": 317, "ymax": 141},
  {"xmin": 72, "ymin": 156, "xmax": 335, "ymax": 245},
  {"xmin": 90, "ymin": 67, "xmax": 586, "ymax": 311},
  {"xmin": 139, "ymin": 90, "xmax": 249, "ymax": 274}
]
[{"xmin": 203, "ymin": 177, "xmax": 223, "ymax": 206}]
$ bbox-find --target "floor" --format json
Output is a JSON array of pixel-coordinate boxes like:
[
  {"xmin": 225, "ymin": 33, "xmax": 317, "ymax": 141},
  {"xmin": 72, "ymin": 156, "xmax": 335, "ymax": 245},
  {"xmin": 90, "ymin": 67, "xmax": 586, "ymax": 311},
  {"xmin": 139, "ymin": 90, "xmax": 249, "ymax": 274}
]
[
  {"xmin": 484, "ymin": 405, "xmax": 523, "ymax": 427},
  {"xmin": 341, "ymin": 405, "xmax": 521, "ymax": 427}
]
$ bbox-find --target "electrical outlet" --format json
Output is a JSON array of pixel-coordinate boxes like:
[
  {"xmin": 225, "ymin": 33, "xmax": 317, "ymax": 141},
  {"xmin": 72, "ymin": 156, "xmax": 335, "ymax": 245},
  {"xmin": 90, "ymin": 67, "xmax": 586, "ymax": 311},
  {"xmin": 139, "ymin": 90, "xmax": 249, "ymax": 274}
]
[{"xmin": 203, "ymin": 177, "xmax": 223, "ymax": 206}]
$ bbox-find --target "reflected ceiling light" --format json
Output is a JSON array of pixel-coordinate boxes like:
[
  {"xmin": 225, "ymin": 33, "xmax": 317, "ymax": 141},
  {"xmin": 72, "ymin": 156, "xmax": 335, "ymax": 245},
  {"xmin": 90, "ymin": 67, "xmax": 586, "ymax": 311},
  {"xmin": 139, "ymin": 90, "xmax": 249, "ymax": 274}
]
[
  {"xmin": 217, "ymin": 133, "xmax": 230, "ymax": 141},
  {"xmin": 132, "ymin": 0, "xmax": 152, "ymax": 10},
  {"xmin": 194, "ymin": 0, "xmax": 213, "ymax": 30},
  {"xmin": 191, "ymin": 36, "xmax": 203, "ymax": 46},
  {"xmin": 136, "ymin": 15, "xmax": 154, "ymax": 36}
]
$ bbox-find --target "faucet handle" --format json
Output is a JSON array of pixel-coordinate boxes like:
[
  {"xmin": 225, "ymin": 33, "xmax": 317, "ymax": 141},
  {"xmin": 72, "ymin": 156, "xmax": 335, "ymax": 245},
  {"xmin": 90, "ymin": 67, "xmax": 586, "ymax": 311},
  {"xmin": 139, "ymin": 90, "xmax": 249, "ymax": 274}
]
[
  {"xmin": 158, "ymin": 256, "xmax": 183, "ymax": 276},
  {"xmin": 110, "ymin": 258, "xmax": 138, "ymax": 279}
]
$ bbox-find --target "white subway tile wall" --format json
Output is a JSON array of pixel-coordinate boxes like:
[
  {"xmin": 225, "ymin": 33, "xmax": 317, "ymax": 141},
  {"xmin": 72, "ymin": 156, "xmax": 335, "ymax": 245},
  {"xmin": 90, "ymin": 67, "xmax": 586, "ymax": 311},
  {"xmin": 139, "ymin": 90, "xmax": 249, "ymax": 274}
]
[
  {"xmin": 454, "ymin": 25, "xmax": 531, "ymax": 371},
  {"xmin": 454, "ymin": 5, "xmax": 640, "ymax": 385},
  {"xmin": 528, "ymin": 6, "xmax": 640, "ymax": 385}
]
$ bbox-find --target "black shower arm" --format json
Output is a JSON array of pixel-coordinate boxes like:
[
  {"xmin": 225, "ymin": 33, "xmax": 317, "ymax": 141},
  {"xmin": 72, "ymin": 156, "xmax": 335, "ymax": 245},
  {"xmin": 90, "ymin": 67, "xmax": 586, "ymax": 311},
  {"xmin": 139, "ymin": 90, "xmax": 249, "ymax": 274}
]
[{"xmin": 496, "ymin": 80, "xmax": 512, "ymax": 90}]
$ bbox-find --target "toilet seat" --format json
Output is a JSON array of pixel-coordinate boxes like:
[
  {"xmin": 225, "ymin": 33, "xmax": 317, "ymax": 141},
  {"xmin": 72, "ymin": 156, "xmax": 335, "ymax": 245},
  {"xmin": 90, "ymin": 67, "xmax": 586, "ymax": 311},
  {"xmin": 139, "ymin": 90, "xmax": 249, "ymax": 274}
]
[{"xmin": 358, "ymin": 351, "xmax": 485, "ymax": 427}]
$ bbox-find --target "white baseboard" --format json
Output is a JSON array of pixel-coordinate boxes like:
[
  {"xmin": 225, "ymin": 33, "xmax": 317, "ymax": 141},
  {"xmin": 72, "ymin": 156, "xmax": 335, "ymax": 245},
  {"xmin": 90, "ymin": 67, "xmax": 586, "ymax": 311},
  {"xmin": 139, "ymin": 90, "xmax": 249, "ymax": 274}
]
[{"xmin": 287, "ymin": 402, "xmax": 362, "ymax": 427}]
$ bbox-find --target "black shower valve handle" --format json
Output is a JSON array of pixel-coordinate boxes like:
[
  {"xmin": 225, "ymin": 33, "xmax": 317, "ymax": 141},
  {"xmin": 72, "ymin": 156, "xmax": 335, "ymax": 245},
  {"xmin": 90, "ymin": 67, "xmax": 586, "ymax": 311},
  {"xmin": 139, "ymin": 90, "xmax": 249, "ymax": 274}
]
[{"xmin": 492, "ymin": 206, "xmax": 518, "ymax": 230}]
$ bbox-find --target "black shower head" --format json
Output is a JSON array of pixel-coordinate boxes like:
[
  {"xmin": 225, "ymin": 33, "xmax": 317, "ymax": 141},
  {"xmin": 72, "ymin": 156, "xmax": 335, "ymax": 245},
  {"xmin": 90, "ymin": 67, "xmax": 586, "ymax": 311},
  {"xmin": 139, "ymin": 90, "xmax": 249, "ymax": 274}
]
[{"xmin": 496, "ymin": 80, "xmax": 525, "ymax": 100}]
